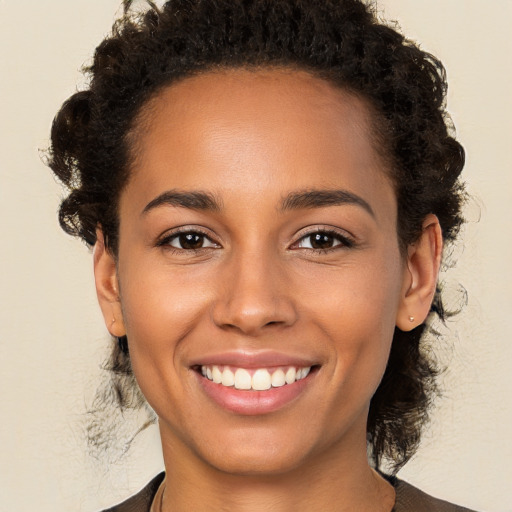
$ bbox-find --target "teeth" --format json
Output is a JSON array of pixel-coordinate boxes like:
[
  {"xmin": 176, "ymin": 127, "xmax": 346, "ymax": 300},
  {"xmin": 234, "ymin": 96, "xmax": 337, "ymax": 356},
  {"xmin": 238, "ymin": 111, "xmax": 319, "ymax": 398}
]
[
  {"xmin": 296, "ymin": 367, "xmax": 310, "ymax": 380},
  {"xmin": 285, "ymin": 367, "xmax": 296, "ymax": 384},
  {"xmin": 221, "ymin": 368, "xmax": 235, "ymax": 387},
  {"xmin": 252, "ymin": 369, "xmax": 272, "ymax": 391},
  {"xmin": 271, "ymin": 369, "xmax": 286, "ymax": 387},
  {"xmin": 200, "ymin": 364, "xmax": 312, "ymax": 390},
  {"xmin": 212, "ymin": 366, "xmax": 222, "ymax": 384},
  {"xmin": 234, "ymin": 368, "xmax": 252, "ymax": 390}
]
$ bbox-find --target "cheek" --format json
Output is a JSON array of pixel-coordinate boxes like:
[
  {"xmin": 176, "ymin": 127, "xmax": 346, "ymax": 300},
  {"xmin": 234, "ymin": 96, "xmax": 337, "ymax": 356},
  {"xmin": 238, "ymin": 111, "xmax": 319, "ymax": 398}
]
[
  {"xmin": 304, "ymin": 255, "xmax": 403, "ymax": 382},
  {"xmin": 116, "ymin": 257, "xmax": 214, "ymax": 384},
  {"xmin": 119, "ymin": 248, "xmax": 212, "ymax": 335},
  {"xmin": 303, "ymin": 252, "xmax": 403, "ymax": 328},
  {"xmin": 116, "ymin": 268, "xmax": 216, "ymax": 427}
]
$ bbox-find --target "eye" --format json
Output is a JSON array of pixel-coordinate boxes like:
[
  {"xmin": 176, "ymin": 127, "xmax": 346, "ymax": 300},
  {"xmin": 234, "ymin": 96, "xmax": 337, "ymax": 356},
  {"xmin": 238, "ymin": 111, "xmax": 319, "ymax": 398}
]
[
  {"xmin": 294, "ymin": 229, "xmax": 354, "ymax": 251},
  {"xmin": 160, "ymin": 230, "xmax": 219, "ymax": 251}
]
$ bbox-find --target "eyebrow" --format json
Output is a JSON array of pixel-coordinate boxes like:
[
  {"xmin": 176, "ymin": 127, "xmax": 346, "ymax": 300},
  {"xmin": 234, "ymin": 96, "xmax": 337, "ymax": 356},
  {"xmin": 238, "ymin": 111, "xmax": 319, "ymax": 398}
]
[
  {"xmin": 141, "ymin": 187, "xmax": 374, "ymax": 218},
  {"xmin": 280, "ymin": 189, "xmax": 375, "ymax": 218},
  {"xmin": 142, "ymin": 190, "xmax": 222, "ymax": 215}
]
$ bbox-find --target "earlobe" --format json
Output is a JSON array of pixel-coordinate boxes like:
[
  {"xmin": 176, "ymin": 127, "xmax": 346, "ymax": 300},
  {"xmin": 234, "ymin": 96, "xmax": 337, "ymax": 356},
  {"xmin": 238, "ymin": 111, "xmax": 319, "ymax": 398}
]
[
  {"xmin": 396, "ymin": 214, "xmax": 443, "ymax": 331},
  {"xmin": 93, "ymin": 228, "xmax": 126, "ymax": 337}
]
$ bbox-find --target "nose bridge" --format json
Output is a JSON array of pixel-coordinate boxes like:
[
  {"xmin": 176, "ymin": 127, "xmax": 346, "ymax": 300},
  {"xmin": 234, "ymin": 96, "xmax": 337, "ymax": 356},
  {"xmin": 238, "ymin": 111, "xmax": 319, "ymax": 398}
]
[{"xmin": 212, "ymin": 242, "xmax": 297, "ymax": 334}]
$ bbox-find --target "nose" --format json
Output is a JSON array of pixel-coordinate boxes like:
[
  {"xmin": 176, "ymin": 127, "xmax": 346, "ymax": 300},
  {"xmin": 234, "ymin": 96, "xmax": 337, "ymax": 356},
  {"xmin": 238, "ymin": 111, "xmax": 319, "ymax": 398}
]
[{"xmin": 211, "ymin": 248, "xmax": 298, "ymax": 336}]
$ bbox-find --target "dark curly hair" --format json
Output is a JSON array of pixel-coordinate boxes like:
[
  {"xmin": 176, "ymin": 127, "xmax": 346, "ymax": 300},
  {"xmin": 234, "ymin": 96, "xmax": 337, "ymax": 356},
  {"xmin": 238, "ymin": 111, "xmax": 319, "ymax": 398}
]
[{"xmin": 47, "ymin": 0, "xmax": 465, "ymax": 472}]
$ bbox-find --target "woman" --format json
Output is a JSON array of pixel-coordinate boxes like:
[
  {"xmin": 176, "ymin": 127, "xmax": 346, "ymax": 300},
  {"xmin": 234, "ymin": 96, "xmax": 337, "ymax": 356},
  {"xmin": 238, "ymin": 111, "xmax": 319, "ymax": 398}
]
[{"xmin": 47, "ymin": 0, "xmax": 473, "ymax": 510}]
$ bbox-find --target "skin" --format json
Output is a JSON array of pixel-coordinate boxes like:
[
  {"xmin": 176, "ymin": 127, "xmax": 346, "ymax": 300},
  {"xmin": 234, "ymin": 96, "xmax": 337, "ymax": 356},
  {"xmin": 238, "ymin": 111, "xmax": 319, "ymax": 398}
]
[{"xmin": 94, "ymin": 69, "xmax": 442, "ymax": 511}]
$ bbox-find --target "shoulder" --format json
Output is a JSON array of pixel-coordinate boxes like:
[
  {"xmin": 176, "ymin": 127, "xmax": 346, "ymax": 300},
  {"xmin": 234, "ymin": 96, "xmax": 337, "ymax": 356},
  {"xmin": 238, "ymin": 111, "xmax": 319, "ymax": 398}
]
[
  {"xmin": 100, "ymin": 472, "xmax": 165, "ymax": 512},
  {"xmin": 392, "ymin": 477, "xmax": 478, "ymax": 512}
]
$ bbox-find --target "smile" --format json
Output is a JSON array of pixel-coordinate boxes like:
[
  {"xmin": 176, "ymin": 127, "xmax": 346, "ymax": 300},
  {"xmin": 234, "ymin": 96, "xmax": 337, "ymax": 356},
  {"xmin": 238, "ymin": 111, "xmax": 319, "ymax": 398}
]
[
  {"xmin": 200, "ymin": 365, "xmax": 312, "ymax": 391},
  {"xmin": 193, "ymin": 352, "xmax": 319, "ymax": 415}
]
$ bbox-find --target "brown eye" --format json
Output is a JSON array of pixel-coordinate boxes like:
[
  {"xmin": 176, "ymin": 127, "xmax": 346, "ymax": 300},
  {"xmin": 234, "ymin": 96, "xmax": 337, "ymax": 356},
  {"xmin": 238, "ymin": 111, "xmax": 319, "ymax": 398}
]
[
  {"xmin": 179, "ymin": 233, "xmax": 204, "ymax": 249},
  {"xmin": 309, "ymin": 233, "xmax": 336, "ymax": 249},
  {"xmin": 166, "ymin": 231, "xmax": 217, "ymax": 250},
  {"xmin": 295, "ymin": 230, "xmax": 349, "ymax": 251}
]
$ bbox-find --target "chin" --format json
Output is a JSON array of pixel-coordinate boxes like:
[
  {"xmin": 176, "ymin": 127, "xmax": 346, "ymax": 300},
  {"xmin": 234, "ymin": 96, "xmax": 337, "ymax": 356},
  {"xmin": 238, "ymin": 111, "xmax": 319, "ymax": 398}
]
[
  {"xmin": 203, "ymin": 448, "xmax": 307, "ymax": 477},
  {"xmin": 193, "ymin": 425, "xmax": 317, "ymax": 477}
]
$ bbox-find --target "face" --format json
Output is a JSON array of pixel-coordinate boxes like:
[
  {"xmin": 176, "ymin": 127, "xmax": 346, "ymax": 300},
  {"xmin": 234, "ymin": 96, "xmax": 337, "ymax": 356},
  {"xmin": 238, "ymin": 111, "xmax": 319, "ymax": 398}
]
[{"xmin": 98, "ymin": 69, "xmax": 417, "ymax": 476}]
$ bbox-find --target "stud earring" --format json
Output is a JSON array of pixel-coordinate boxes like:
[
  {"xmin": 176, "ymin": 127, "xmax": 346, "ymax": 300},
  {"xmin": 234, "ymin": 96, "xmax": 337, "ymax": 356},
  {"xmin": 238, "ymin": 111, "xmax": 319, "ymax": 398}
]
[{"xmin": 409, "ymin": 316, "xmax": 415, "ymax": 322}]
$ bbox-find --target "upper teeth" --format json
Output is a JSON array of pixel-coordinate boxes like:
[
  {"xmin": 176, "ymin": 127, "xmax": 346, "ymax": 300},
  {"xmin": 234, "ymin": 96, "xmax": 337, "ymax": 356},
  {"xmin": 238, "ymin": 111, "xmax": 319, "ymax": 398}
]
[{"xmin": 200, "ymin": 365, "xmax": 311, "ymax": 391}]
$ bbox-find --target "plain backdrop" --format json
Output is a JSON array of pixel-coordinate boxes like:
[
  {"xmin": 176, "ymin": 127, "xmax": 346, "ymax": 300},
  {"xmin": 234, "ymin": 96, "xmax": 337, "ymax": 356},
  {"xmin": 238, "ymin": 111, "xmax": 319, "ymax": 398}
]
[{"xmin": 1, "ymin": 1, "xmax": 511, "ymax": 511}]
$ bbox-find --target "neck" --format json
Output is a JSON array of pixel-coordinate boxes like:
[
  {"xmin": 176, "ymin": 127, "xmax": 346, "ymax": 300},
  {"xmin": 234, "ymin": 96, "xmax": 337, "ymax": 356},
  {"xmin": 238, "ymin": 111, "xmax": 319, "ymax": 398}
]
[{"xmin": 158, "ymin": 422, "xmax": 395, "ymax": 512}]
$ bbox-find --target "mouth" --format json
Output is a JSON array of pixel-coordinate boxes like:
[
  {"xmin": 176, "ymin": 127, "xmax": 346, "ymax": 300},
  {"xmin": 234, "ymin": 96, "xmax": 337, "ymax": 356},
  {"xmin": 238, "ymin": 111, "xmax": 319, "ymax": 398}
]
[
  {"xmin": 192, "ymin": 360, "xmax": 320, "ymax": 415},
  {"xmin": 197, "ymin": 364, "xmax": 313, "ymax": 391}
]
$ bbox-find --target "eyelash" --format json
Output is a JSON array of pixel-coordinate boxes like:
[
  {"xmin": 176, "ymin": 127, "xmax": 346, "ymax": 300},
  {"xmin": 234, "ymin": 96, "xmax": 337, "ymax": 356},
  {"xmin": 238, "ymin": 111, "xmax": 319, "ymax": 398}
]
[
  {"xmin": 291, "ymin": 228, "xmax": 355, "ymax": 253},
  {"xmin": 156, "ymin": 227, "xmax": 219, "ymax": 254},
  {"xmin": 156, "ymin": 227, "xmax": 355, "ymax": 254}
]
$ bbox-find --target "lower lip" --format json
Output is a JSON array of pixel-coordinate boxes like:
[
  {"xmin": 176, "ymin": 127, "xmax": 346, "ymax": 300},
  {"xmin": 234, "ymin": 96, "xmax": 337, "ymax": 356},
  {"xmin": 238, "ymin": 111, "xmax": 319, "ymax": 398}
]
[{"xmin": 195, "ymin": 371, "xmax": 315, "ymax": 415}]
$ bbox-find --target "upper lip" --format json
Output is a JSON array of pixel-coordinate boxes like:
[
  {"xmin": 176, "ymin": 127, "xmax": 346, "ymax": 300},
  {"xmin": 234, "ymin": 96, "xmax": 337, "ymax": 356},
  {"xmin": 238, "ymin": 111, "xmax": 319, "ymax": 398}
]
[{"xmin": 189, "ymin": 350, "xmax": 319, "ymax": 369}]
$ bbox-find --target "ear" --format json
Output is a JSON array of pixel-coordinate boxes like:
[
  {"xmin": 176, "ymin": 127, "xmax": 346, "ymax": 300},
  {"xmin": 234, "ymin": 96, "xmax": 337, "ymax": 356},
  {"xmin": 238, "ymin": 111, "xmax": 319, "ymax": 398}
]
[
  {"xmin": 93, "ymin": 228, "xmax": 126, "ymax": 337},
  {"xmin": 396, "ymin": 214, "xmax": 443, "ymax": 331}
]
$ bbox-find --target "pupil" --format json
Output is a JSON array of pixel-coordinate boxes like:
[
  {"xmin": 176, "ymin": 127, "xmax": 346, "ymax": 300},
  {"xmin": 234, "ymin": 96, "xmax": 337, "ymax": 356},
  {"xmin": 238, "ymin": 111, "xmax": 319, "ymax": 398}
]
[
  {"xmin": 311, "ymin": 233, "xmax": 333, "ymax": 249},
  {"xmin": 179, "ymin": 233, "xmax": 203, "ymax": 249}
]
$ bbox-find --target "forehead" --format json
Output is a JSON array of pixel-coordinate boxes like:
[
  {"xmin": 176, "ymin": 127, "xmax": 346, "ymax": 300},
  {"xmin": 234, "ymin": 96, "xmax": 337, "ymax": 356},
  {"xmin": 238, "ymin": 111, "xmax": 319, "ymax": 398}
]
[
  {"xmin": 124, "ymin": 68, "xmax": 394, "ymax": 217},
  {"xmin": 135, "ymin": 68, "xmax": 378, "ymax": 162}
]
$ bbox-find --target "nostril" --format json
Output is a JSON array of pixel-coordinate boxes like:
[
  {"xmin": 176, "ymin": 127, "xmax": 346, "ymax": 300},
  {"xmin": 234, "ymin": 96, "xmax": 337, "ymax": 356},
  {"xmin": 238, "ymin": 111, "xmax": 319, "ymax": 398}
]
[{"xmin": 211, "ymin": 290, "xmax": 298, "ymax": 334}]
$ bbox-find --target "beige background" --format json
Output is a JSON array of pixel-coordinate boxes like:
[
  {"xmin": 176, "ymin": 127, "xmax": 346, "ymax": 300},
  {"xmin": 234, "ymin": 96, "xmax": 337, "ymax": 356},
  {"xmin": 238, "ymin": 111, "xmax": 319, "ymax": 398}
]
[{"xmin": 1, "ymin": 1, "xmax": 511, "ymax": 511}]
